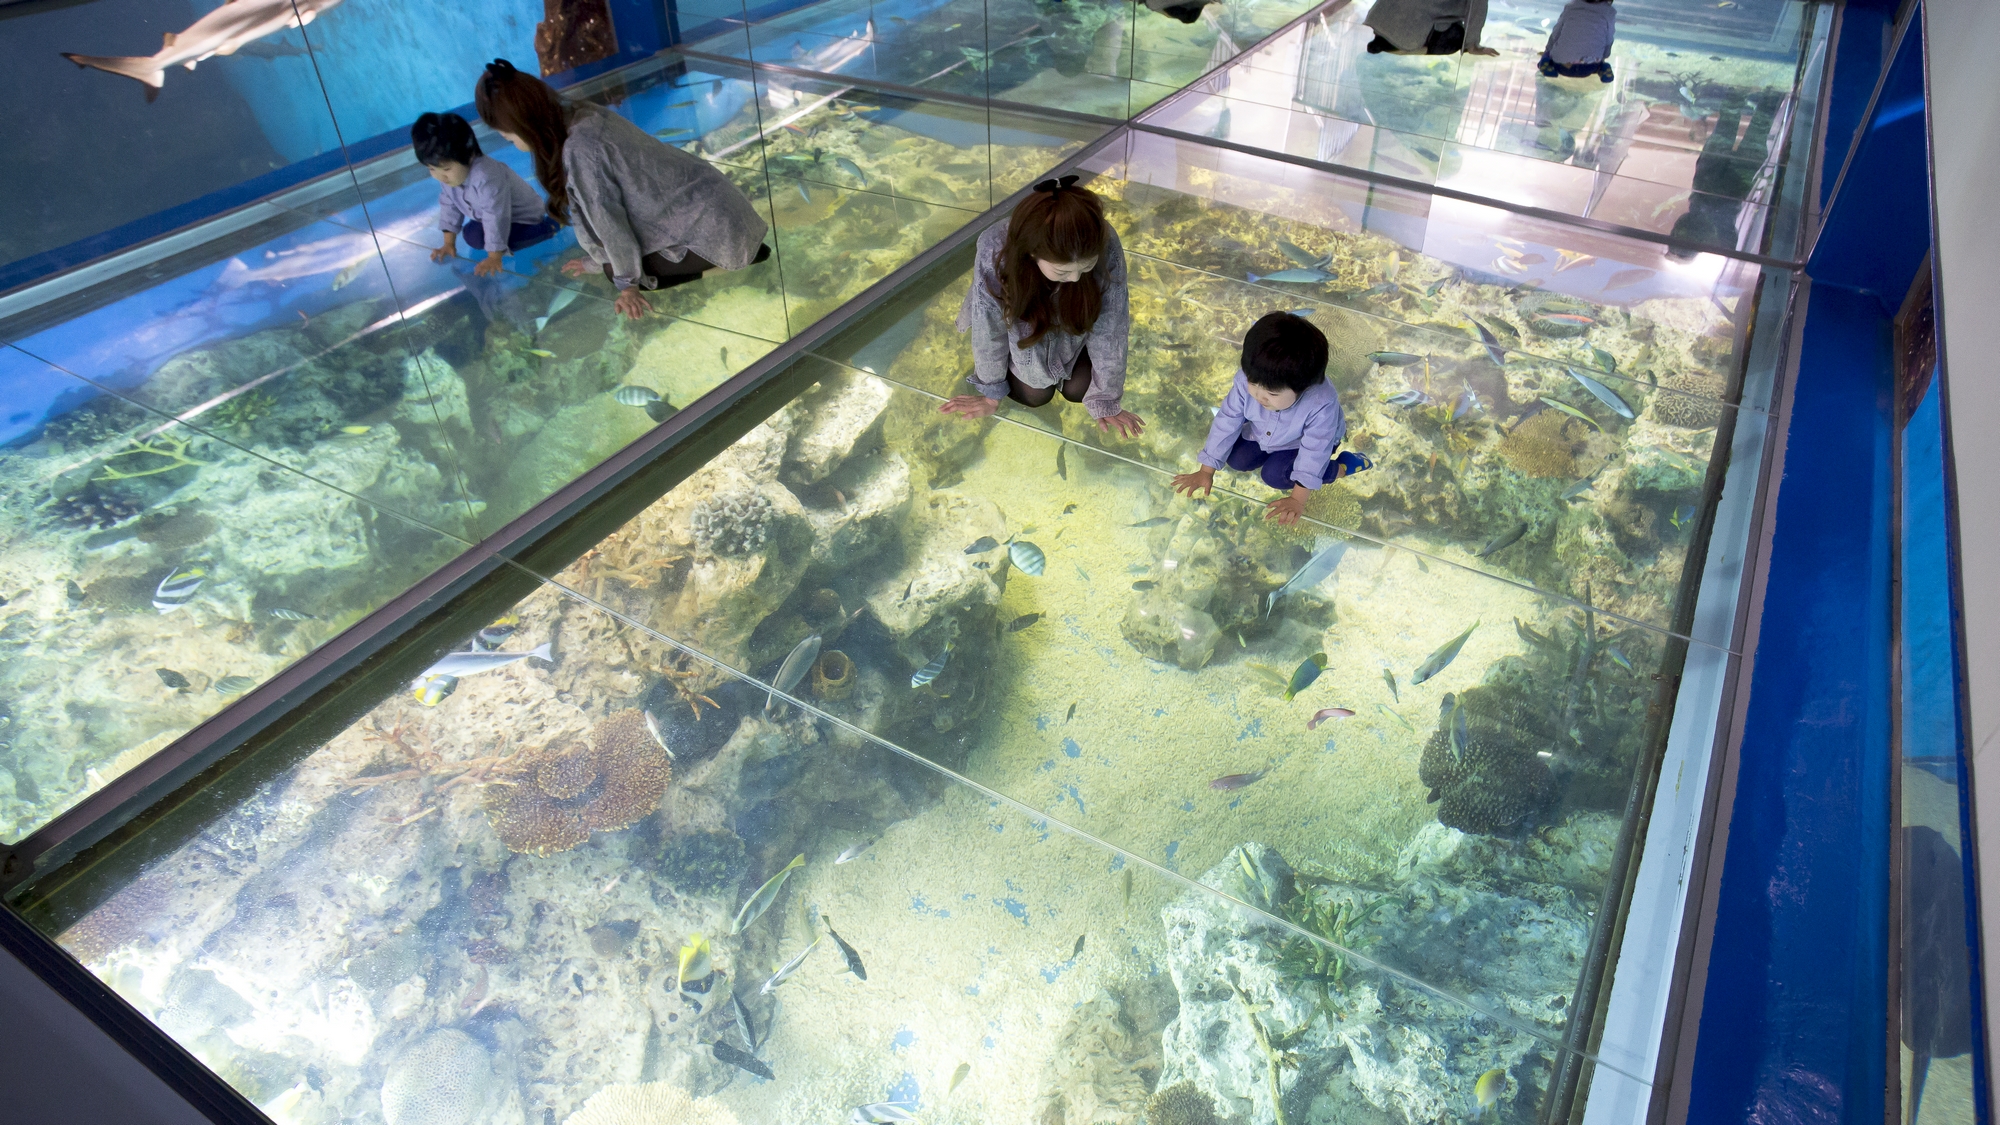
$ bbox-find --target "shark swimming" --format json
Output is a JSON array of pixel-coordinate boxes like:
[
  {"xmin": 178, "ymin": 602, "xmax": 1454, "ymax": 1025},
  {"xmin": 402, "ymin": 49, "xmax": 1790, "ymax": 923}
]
[{"xmin": 63, "ymin": 0, "xmax": 346, "ymax": 102}]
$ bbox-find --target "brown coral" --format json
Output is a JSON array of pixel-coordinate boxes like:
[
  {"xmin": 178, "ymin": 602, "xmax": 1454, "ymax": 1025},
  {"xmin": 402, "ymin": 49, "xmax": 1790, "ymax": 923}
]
[
  {"xmin": 1652, "ymin": 374, "xmax": 1725, "ymax": 429},
  {"xmin": 485, "ymin": 710, "xmax": 670, "ymax": 856},
  {"xmin": 1498, "ymin": 410, "xmax": 1588, "ymax": 478}
]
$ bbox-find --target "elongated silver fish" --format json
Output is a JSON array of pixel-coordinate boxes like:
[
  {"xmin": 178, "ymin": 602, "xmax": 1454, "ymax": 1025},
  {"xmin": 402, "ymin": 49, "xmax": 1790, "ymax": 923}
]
[
  {"xmin": 267, "ymin": 607, "xmax": 317, "ymax": 621},
  {"xmin": 835, "ymin": 838, "xmax": 874, "ymax": 864},
  {"xmin": 1475, "ymin": 523, "xmax": 1528, "ymax": 558},
  {"xmin": 732, "ymin": 854, "xmax": 805, "ymax": 934},
  {"xmin": 1267, "ymin": 539, "xmax": 1348, "ymax": 617},
  {"xmin": 415, "ymin": 641, "xmax": 552, "ymax": 684},
  {"xmin": 765, "ymin": 633, "xmax": 822, "ymax": 719},
  {"xmin": 1567, "ymin": 368, "xmax": 1634, "ymax": 420},
  {"xmin": 911, "ymin": 643, "xmax": 952, "ymax": 689},
  {"xmin": 1248, "ymin": 267, "xmax": 1334, "ymax": 284},
  {"xmin": 1413, "ymin": 622, "xmax": 1478, "ymax": 685},
  {"xmin": 1368, "ymin": 351, "xmax": 1424, "ymax": 366},
  {"xmin": 153, "ymin": 563, "xmax": 207, "ymax": 613},
  {"xmin": 760, "ymin": 936, "xmax": 821, "ymax": 994},
  {"xmin": 214, "ymin": 675, "xmax": 257, "ymax": 695},
  {"xmin": 614, "ymin": 385, "xmax": 662, "ymax": 407},
  {"xmin": 1009, "ymin": 540, "xmax": 1046, "ymax": 576}
]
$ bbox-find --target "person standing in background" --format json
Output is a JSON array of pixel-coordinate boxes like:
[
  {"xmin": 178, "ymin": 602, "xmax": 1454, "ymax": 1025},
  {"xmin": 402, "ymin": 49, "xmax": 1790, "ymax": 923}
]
[{"xmin": 1362, "ymin": 0, "xmax": 1499, "ymax": 55}]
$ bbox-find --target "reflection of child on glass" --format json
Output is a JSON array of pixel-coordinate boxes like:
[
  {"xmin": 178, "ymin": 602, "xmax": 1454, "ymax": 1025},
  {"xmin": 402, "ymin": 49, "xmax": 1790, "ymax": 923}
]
[
  {"xmin": 474, "ymin": 59, "xmax": 771, "ymax": 321},
  {"xmin": 415, "ymin": 112, "xmax": 557, "ymax": 278},
  {"xmin": 1172, "ymin": 313, "xmax": 1371, "ymax": 525},
  {"xmin": 1537, "ymin": 0, "xmax": 1616, "ymax": 81},
  {"xmin": 940, "ymin": 176, "xmax": 1145, "ymax": 440}
]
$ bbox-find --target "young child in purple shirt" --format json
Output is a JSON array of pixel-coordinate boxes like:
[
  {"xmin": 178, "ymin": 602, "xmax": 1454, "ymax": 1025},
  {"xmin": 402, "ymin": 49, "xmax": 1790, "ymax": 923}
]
[
  {"xmin": 412, "ymin": 111, "xmax": 557, "ymax": 277},
  {"xmin": 1172, "ymin": 312, "xmax": 1371, "ymax": 525}
]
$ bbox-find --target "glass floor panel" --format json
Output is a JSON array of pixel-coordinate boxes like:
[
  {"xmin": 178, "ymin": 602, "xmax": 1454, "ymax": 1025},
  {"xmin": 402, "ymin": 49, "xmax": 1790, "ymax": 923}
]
[
  {"xmin": 0, "ymin": 351, "xmax": 470, "ymax": 839},
  {"xmin": 539, "ymin": 358, "xmax": 1681, "ymax": 1036},
  {"xmin": 682, "ymin": 0, "xmax": 1328, "ymax": 120},
  {"xmin": 819, "ymin": 139, "xmax": 1776, "ymax": 638},
  {"xmin": 1136, "ymin": 0, "xmax": 1827, "ymax": 257},
  {"xmin": 26, "ymin": 558, "xmax": 1654, "ymax": 1124}
]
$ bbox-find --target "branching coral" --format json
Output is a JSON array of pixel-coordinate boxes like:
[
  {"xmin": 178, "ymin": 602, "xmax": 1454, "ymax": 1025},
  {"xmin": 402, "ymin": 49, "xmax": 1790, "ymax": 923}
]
[
  {"xmin": 485, "ymin": 709, "xmax": 671, "ymax": 856},
  {"xmin": 92, "ymin": 434, "xmax": 213, "ymax": 481},
  {"xmin": 1269, "ymin": 883, "xmax": 1391, "ymax": 1025},
  {"xmin": 1498, "ymin": 410, "xmax": 1588, "ymax": 478},
  {"xmin": 1653, "ymin": 374, "xmax": 1726, "ymax": 429}
]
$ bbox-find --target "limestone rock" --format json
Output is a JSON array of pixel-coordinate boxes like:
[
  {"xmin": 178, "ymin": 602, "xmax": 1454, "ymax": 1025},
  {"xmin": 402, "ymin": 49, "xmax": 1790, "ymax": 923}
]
[
  {"xmin": 499, "ymin": 395, "xmax": 657, "ymax": 520},
  {"xmin": 396, "ymin": 349, "xmax": 473, "ymax": 441},
  {"xmin": 800, "ymin": 451, "xmax": 911, "ymax": 569},
  {"xmin": 862, "ymin": 492, "xmax": 1006, "ymax": 640},
  {"xmin": 782, "ymin": 370, "xmax": 893, "ymax": 482}
]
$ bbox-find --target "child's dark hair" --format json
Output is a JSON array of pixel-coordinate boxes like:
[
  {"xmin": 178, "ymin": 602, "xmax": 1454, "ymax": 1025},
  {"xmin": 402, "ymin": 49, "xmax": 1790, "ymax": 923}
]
[
  {"xmin": 1242, "ymin": 312, "xmax": 1328, "ymax": 395},
  {"xmin": 411, "ymin": 112, "xmax": 482, "ymax": 167}
]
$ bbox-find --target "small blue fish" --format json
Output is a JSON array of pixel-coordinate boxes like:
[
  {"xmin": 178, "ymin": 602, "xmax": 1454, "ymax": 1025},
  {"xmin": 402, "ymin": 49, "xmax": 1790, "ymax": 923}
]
[
  {"xmin": 1453, "ymin": 385, "xmax": 1482, "ymax": 420},
  {"xmin": 1413, "ymin": 622, "xmax": 1478, "ymax": 685},
  {"xmin": 1277, "ymin": 240, "xmax": 1328, "ymax": 268},
  {"xmin": 1382, "ymin": 668, "xmax": 1399, "ymax": 702},
  {"xmin": 1607, "ymin": 646, "xmax": 1634, "ymax": 672},
  {"xmin": 833, "ymin": 155, "xmax": 867, "ymax": 186},
  {"xmin": 911, "ymin": 643, "xmax": 953, "ymax": 688},
  {"xmin": 1567, "ymin": 368, "xmax": 1635, "ymax": 420},
  {"xmin": 1248, "ymin": 267, "xmax": 1334, "ymax": 284},
  {"xmin": 798, "ymin": 181, "xmax": 812, "ymax": 203},
  {"xmin": 1560, "ymin": 476, "xmax": 1597, "ymax": 501},
  {"xmin": 1475, "ymin": 522, "xmax": 1528, "ymax": 558},
  {"xmin": 1669, "ymin": 505, "xmax": 1692, "ymax": 529},
  {"xmin": 1288, "ymin": 307, "xmax": 1317, "ymax": 317}
]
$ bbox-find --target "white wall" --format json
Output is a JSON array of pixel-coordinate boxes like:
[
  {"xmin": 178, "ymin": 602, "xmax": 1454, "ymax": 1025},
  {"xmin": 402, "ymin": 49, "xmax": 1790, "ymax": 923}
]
[{"xmin": 1920, "ymin": 0, "xmax": 2000, "ymax": 1106}]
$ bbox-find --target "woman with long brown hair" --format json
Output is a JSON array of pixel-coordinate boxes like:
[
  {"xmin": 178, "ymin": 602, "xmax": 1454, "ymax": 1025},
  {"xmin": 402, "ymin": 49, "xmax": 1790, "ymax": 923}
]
[
  {"xmin": 475, "ymin": 59, "xmax": 770, "ymax": 321},
  {"xmin": 940, "ymin": 176, "xmax": 1144, "ymax": 438}
]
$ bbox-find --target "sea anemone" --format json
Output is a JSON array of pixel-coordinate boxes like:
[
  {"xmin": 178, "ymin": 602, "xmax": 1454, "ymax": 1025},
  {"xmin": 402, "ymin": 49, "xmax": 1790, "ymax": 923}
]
[
  {"xmin": 1652, "ymin": 374, "xmax": 1726, "ymax": 429},
  {"xmin": 1146, "ymin": 1081, "xmax": 1220, "ymax": 1125},
  {"xmin": 689, "ymin": 490, "xmax": 774, "ymax": 557},
  {"xmin": 485, "ymin": 710, "xmax": 671, "ymax": 856}
]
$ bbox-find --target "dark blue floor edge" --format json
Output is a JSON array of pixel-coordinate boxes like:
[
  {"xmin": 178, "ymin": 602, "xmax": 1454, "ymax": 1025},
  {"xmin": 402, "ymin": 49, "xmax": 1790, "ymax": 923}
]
[{"xmin": 1684, "ymin": 8, "xmax": 1926, "ymax": 1123}]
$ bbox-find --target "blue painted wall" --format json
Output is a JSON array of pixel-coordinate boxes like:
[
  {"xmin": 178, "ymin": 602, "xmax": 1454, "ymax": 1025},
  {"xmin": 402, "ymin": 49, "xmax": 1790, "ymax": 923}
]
[{"xmin": 1685, "ymin": 11, "xmax": 1928, "ymax": 1124}]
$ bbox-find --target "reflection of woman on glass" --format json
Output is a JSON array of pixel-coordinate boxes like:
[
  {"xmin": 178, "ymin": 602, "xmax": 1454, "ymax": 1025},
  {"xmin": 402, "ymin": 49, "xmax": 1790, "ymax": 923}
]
[
  {"xmin": 474, "ymin": 59, "xmax": 770, "ymax": 321},
  {"xmin": 940, "ymin": 176, "xmax": 1144, "ymax": 439},
  {"xmin": 1361, "ymin": 0, "xmax": 1499, "ymax": 55}
]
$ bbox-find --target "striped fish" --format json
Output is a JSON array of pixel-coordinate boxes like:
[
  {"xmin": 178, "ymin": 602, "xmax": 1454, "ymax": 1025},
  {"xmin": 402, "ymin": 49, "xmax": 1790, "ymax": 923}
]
[
  {"xmin": 152, "ymin": 563, "xmax": 207, "ymax": 613},
  {"xmin": 910, "ymin": 643, "xmax": 953, "ymax": 688}
]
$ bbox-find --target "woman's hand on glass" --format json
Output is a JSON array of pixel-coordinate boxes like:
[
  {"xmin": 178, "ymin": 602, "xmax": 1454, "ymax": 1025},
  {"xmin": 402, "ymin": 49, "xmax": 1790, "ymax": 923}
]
[
  {"xmin": 614, "ymin": 288, "xmax": 651, "ymax": 320},
  {"xmin": 561, "ymin": 257, "xmax": 596, "ymax": 279},
  {"xmin": 939, "ymin": 394, "xmax": 1000, "ymax": 420},
  {"xmin": 1097, "ymin": 410, "xmax": 1146, "ymax": 438}
]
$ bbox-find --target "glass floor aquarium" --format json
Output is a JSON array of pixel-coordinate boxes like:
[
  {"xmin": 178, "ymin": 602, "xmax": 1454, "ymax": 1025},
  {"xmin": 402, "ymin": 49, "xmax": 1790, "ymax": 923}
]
[{"xmin": 0, "ymin": 0, "xmax": 1828, "ymax": 1121}]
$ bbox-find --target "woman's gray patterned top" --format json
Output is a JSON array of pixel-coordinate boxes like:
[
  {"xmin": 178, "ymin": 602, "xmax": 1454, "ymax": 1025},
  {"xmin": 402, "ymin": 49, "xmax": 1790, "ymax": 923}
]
[{"xmin": 955, "ymin": 221, "xmax": 1132, "ymax": 420}]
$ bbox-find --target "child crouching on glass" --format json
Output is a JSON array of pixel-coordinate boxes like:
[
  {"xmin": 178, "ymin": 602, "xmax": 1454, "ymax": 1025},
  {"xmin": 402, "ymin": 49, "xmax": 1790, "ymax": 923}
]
[
  {"xmin": 413, "ymin": 111, "xmax": 558, "ymax": 277},
  {"xmin": 1172, "ymin": 312, "xmax": 1371, "ymax": 525}
]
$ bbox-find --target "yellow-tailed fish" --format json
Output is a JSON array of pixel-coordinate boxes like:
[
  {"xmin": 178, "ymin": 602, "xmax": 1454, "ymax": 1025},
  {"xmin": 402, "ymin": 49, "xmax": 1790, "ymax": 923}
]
[
  {"xmin": 339, "ymin": 425, "xmax": 371, "ymax": 435},
  {"xmin": 1475, "ymin": 1067, "xmax": 1506, "ymax": 1115},
  {"xmin": 527, "ymin": 348, "xmax": 556, "ymax": 358},
  {"xmin": 732, "ymin": 853, "xmax": 806, "ymax": 933},
  {"xmin": 949, "ymin": 1061, "xmax": 971, "ymax": 1095},
  {"xmin": 676, "ymin": 933, "xmax": 713, "ymax": 990}
]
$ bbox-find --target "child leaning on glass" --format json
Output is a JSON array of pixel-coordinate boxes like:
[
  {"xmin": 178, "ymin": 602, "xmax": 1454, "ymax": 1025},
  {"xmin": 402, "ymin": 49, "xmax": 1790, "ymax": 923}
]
[
  {"xmin": 1171, "ymin": 312, "xmax": 1371, "ymax": 526},
  {"xmin": 412, "ymin": 111, "xmax": 558, "ymax": 277}
]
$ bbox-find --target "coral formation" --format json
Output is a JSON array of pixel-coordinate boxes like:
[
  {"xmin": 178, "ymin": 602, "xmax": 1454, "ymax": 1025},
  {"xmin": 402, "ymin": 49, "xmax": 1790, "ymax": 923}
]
[
  {"xmin": 485, "ymin": 710, "xmax": 671, "ymax": 856},
  {"xmin": 1416, "ymin": 688, "xmax": 1558, "ymax": 835},
  {"xmin": 1301, "ymin": 483, "xmax": 1362, "ymax": 531},
  {"xmin": 653, "ymin": 828, "xmax": 747, "ymax": 895},
  {"xmin": 1653, "ymin": 374, "xmax": 1726, "ymax": 429},
  {"xmin": 689, "ymin": 489, "xmax": 775, "ymax": 556},
  {"xmin": 133, "ymin": 506, "xmax": 218, "ymax": 549},
  {"xmin": 561, "ymin": 1082, "xmax": 739, "ymax": 1125},
  {"xmin": 92, "ymin": 434, "xmax": 213, "ymax": 481},
  {"xmin": 1147, "ymin": 1082, "xmax": 1220, "ymax": 1125},
  {"xmin": 1033, "ymin": 989, "xmax": 1157, "ymax": 1125},
  {"xmin": 379, "ymin": 1029, "xmax": 505, "ymax": 1125},
  {"xmin": 1498, "ymin": 409, "xmax": 1589, "ymax": 478}
]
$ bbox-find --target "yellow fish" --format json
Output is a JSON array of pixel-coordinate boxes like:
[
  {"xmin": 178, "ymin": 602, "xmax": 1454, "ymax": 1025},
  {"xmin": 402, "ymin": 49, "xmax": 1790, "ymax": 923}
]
[
  {"xmin": 677, "ymin": 934, "xmax": 713, "ymax": 990},
  {"xmin": 527, "ymin": 348, "xmax": 556, "ymax": 358},
  {"xmin": 1554, "ymin": 249, "xmax": 1596, "ymax": 272},
  {"xmin": 339, "ymin": 425, "xmax": 371, "ymax": 435},
  {"xmin": 1475, "ymin": 1068, "xmax": 1506, "ymax": 1116},
  {"xmin": 948, "ymin": 1061, "xmax": 971, "ymax": 1095}
]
